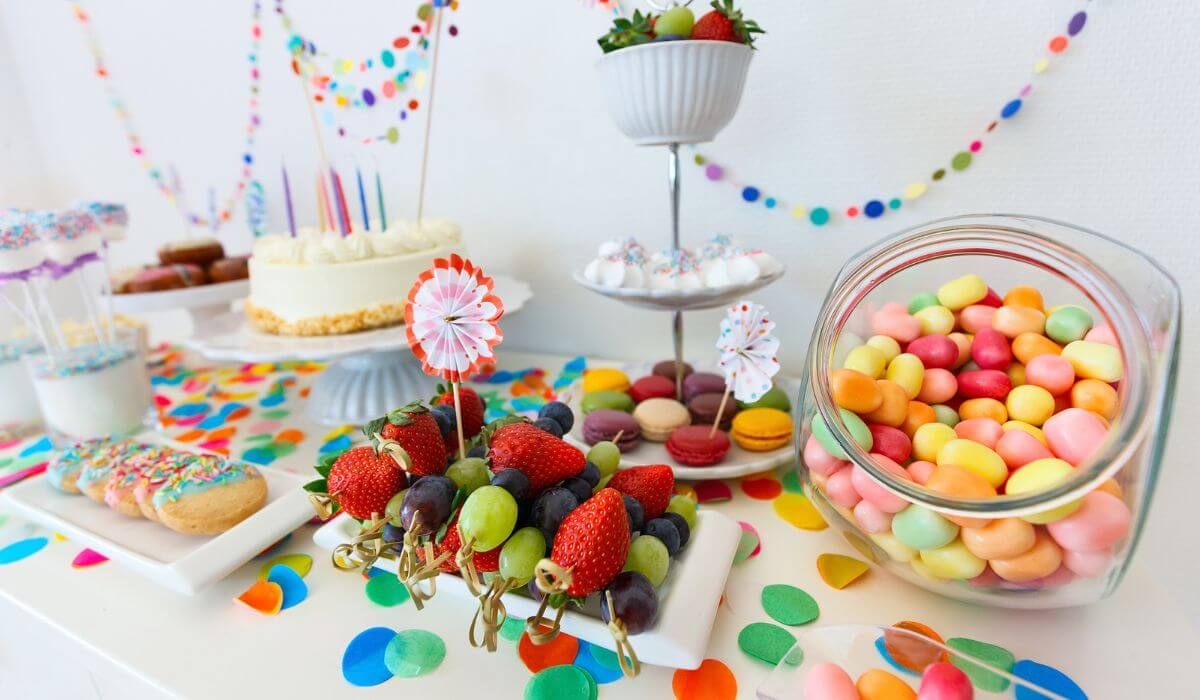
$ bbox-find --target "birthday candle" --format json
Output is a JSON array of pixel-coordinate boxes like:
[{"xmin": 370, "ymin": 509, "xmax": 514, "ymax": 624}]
[
  {"xmin": 315, "ymin": 174, "xmax": 328, "ymax": 232},
  {"xmin": 355, "ymin": 167, "xmax": 370, "ymax": 232},
  {"xmin": 282, "ymin": 164, "xmax": 296, "ymax": 237},
  {"xmin": 330, "ymin": 167, "xmax": 351, "ymax": 237},
  {"xmin": 375, "ymin": 171, "xmax": 387, "ymax": 231},
  {"xmin": 317, "ymin": 171, "xmax": 335, "ymax": 232}
]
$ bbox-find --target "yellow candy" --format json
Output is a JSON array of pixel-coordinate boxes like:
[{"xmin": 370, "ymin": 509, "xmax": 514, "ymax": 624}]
[
  {"xmin": 919, "ymin": 540, "xmax": 987, "ymax": 580},
  {"xmin": 1002, "ymin": 420, "xmax": 1048, "ymax": 445},
  {"xmin": 886, "ymin": 353, "xmax": 925, "ymax": 400},
  {"xmin": 947, "ymin": 332, "xmax": 973, "ymax": 368},
  {"xmin": 869, "ymin": 532, "xmax": 918, "ymax": 563},
  {"xmin": 866, "ymin": 335, "xmax": 902, "ymax": 363},
  {"xmin": 937, "ymin": 274, "xmax": 988, "ymax": 311},
  {"xmin": 910, "ymin": 558, "xmax": 949, "ymax": 582},
  {"xmin": 1005, "ymin": 384, "xmax": 1056, "ymax": 426},
  {"xmin": 993, "ymin": 306, "xmax": 1046, "ymax": 338},
  {"xmin": 936, "ymin": 439, "xmax": 1007, "ymax": 488},
  {"xmin": 1007, "ymin": 363, "xmax": 1026, "ymax": 387},
  {"xmin": 913, "ymin": 305, "xmax": 955, "ymax": 336},
  {"xmin": 1005, "ymin": 457, "xmax": 1082, "ymax": 523},
  {"xmin": 844, "ymin": 345, "xmax": 888, "ymax": 379},
  {"xmin": 1062, "ymin": 340, "xmax": 1124, "ymax": 382},
  {"xmin": 911, "ymin": 422, "xmax": 957, "ymax": 463}
]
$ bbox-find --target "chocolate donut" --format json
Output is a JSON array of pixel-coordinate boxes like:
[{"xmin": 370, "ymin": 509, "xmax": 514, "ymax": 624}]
[
  {"xmin": 125, "ymin": 264, "xmax": 208, "ymax": 293},
  {"xmin": 208, "ymin": 255, "xmax": 250, "ymax": 283},
  {"xmin": 158, "ymin": 237, "xmax": 225, "ymax": 266}
]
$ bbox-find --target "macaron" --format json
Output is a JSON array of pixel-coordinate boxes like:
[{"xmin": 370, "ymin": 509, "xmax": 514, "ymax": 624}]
[
  {"xmin": 666, "ymin": 425, "xmax": 731, "ymax": 466},
  {"xmin": 737, "ymin": 385, "xmax": 792, "ymax": 412},
  {"xmin": 652, "ymin": 360, "xmax": 694, "ymax": 381},
  {"xmin": 683, "ymin": 372, "xmax": 726, "ymax": 402},
  {"xmin": 630, "ymin": 375, "xmax": 677, "ymax": 404},
  {"xmin": 731, "ymin": 407, "xmax": 794, "ymax": 452},
  {"xmin": 581, "ymin": 390, "xmax": 635, "ymax": 415},
  {"xmin": 582, "ymin": 409, "xmax": 641, "ymax": 452},
  {"xmin": 583, "ymin": 368, "xmax": 631, "ymax": 394},
  {"xmin": 632, "ymin": 398, "xmax": 691, "ymax": 442},
  {"xmin": 687, "ymin": 392, "xmax": 739, "ymax": 430}
]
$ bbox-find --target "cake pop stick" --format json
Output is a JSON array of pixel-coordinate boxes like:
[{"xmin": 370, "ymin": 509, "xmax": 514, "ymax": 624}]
[
  {"xmin": 709, "ymin": 384, "xmax": 732, "ymax": 438},
  {"xmin": 72, "ymin": 269, "xmax": 108, "ymax": 350},
  {"xmin": 33, "ymin": 277, "xmax": 69, "ymax": 352}
]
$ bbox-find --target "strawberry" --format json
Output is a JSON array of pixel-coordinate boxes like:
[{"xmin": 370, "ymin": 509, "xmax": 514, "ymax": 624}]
[
  {"xmin": 549, "ymin": 488, "xmax": 631, "ymax": 597},
  {"xmin": 324, "ymin": 446, "xmax": 406, "ymax": 520},
  {"xmin": 432, "ymin": 384, "xmax": 486, "ymax": 449},
  {"xmin": 607, "ymin": 465, "xmax": 675, "ymax": 519},
  {"xmin": 473, "ymin": 542, "xmax": 501, "ymax": 573},
  {"xmin": 416, "ymin": 516, "xmax": 462, "ymax": 574},
  {"xmin": 690, "ymin": 0, "xmax": 764, "ymax": 48},
  {"xmin": 366, "ymin": 402, "xmax": 448, "ymax": 476},
  {"xmin": 487, "ymin": 421, "xmax": 585, "ymax": 493}
]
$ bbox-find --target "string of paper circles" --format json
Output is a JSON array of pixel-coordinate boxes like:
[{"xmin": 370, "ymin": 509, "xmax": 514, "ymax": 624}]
[{"xmin": 276, "ymin": 0, "xmax": 462, "ymax": 146}]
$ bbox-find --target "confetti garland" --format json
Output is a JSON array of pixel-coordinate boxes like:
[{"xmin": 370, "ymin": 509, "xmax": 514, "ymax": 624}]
[
  {"xmin": 70, "ymin": 2, "xmax": 263, "ymax": 230},
  {"xmin": 276, "ymin": 0, "xmax": 462, "ymax": 146}
]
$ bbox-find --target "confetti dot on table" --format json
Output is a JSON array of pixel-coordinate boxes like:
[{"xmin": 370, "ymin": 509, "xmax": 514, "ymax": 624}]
[
  {"xmin": 738, "ymin": 622, "xmax": 799, "ymax": 666},
  {"xmin": 384, "ymin": 629, "xmax": 445, "ymax": 678},
  {"xmin": 742, "ymin": 187, "xmax": 760, "ymax": 203},
  {"xmin": 1002, "ymin": 99, "xmax": 1023, "ymax": 119},
  {"xmin": 500, "ymin": 615, "xmax": 526, "ymax": 641},
  {"xmin": 342, "ymin": 627, "xmax": 396, "ymax": 687},
  {"xmin": 257, "ymin": 553, "xmax": 312, "ymax": 580},
  {"xmin": 932, "ymin": 169, "xmax": 946, "ymax": 181},
  {"xmin": 525, "ymin": 664, "xmax": 597, "ymax": 700},
  {"xmin": 761, "ymin": 584, "xmax": 819, "ymax": 626},
  {"xmin": 816, "ymin": 553, "xmax": 869, "ymax": 589},
  {"xmin": 946, "ymin": 637, "xmax": 1015, "ymax": 692},
  {"xmin": 267, "ymin": 564, "xmax": 308, "ymax": 610},
  {"xmin": 741, "ymin": 477, "xmax": 782, "ymax": 500},
  {"xmin": 0, "ymin": 537, "xmax": 48, "ymax": 565},
  {"xmin": 951, "ymin": 152, "xmax": 972, "ymax": 171},
  {"xmin": 71, "ymin": 548, "xmax": 108, "ymax": 568},
  {"xmin": 735, "ymin": 522, "xmax": 761, "ymax": 563},
  {"xmin": 864, "ymin": 200, "xmax": 885, "ymax": 218},
  {"xmin": 694, "ymin": 154, "xmax": 706, "ymax": 165},
  {"xmin": 773, "ymin": 493, "xmax": 827, "ymax": 530},
  {"xmin": 1067, "ymin": 11, "xmax": 1087, "ymax": 36},
  {"xmin": 1013, "ymin": 659, "xmax": 1086, "ymax": 699},
  {"xmin": 764, "ymin": 197, "xmax": 777, "ymax": 209},
  {"xmin": 519, "ymin": 628, "xmax": 580, "ymax": 673},
  {"xmin": 573, "ymin": 641, "xmax": 623, "ymax": 684},
  {"xmin": 52, "ymin": 532, "xmax": 67, "ymax": 542},
  {"xmin": 672, "ymin": 659, "xmax": 737, "ymax": 700},
  {"xmin": 693, "ymin": 480, "xmax": 732, "ymax": 503},
  {"xmin": 235, "ymin": 579, "xmax": 283, "ymax": 615},
  {"xmin": 1048, "ymin": 35, "xmax": 1069, "ymax": 53},
  {"xmin": 888, "ymin": 198, "xmax": 902, "ymax": 210},
  {"xmin": 780, "ymin": 469, "xmax": 802, "ymax": 494},
  {"xmin": 365, "ymin": 573, "xmax": 411, "ymax": 607},
  {"xmin": 846, "ymin": 206, "xmax": 859, "ymax": 218},
  {"xmin": 970, "ymin": 140, "xmax": 983, "ymax": 153}
]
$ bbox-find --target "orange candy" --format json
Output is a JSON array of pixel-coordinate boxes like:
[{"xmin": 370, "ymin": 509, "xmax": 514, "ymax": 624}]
[
  {"xmin": 924, "ymin": 464, "xmax": 997, "ymax": 527},
  {"xmin": 989, "ymin": 529, "xmax": 1063, "ymax": 583},
  {"xmin": 993, "ymin": 306, "xmax": 1046, "ymax": 338},
  {"xmin": 947, "ymin": 332, "xmax": 973, "ymax": 368},
  {"xmin": 900, "ymin": 401, "xmax": 937, "ymax": 437},
  {"xmin": 1071, "ymin": 378, "xmax": 1119, "ymax": 420},
  {"xmin": 830, "ymin": 368, "xmax": 884, "ymax": 414},
  {"xmin": 959, "ymin": 398, "xmax": 1008, "ymax": 423},
  {"xmin": 864, "ymin": 380, "xmax": 909, "ymax": 427},
  {"xmin": 1012, "ymin": 332, "xmax": 1062, "ymax": 365},
  {"xmin": 856, "ymin": 669, "xmax": 917, "ymax": 699},
  {"xmin": 961, "ymin": 518, "xmax": 1037, "ymax": 560},
  {"xmin": 1003, "ymin": 285, "xmax": 1045, "ymax": 310}
]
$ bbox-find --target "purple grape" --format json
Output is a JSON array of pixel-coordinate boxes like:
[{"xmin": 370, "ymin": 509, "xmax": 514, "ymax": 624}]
[
  {"xmin": 579, "ymin": 460, "xmax": 601, "ymax": 488},
  {"xmin": 561, "ymin": 477, "xmax": 593, "ymax": 504},
  {"xmin": 601, "ymin": 571, "xmax": 659, "ymax": 635},
  {"xmin": 430, "ymin": 404, "xmax": 456, "ymax": 436},
  {"xmin": 527, "ymin": 577, "xmax": 545, "ymax": 602},
  {"xmin": 538, "ymin": 401, "xmax": 574, "ymax": 433},
  {"xmin": 662, "ymin": 512, "xmax": 690, "ymax": 549},
  {"xmin": 622, "ymin": 494, "xmax": 644, "ymax": 534},
  {"xmin": 532, "ymin": 487, "xmax": 579, "ymax": 544},
  {"xmin": 642, "ymin": 518, "xmax": 680, "ymax": 555},
  {"xmin": 491, "ymin": 468, "xmax": 531, "ymax": 501},
  {"xmin": 399, "ymin": 475, "xmax": 455, "ymax": 533}
]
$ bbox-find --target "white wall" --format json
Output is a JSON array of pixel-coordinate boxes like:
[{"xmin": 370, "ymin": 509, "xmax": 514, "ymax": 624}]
[{"xmin": 2, "ymin": 1, "xmax": 1199, "ymax": 614}]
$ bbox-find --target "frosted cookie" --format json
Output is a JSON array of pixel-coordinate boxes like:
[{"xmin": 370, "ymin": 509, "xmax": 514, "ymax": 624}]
[
  {"xmin": 46, "ymin": 438, "xmax": 111, "ymax": 494},
  {"xmin": 133, "ymin": 451, "xmax": 204, "ymax": 522},
  {"xmin": 153, "ymin": 456, "xmax": 268, "ymax": 535},
  {"xmin": 103, "ymin": 445, "xmax": 176, "ymax": 517},
  {"xmin": 76, "ymin": 440, "xmax": 150, "ymax": 503}
]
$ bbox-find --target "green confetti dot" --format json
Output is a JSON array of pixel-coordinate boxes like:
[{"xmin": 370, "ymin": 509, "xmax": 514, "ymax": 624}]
[
  {"xmin": 780, "ymin": 469, "xmax": 803, "ymax": 494},
  {"xmin": 500, "ymin": 616, "xmax": 525, "ymax": 641},
  {"xmin": 694, "ymin": 154, "xmax": 706, "ymax": 165},
  {"xmin": 932, "ymin": 169, "xmax": 946, "ymax": 181},
  {"xmin": 383, "ymin": 629, "xmax": 445, "ymax": 677},
  {"xmin": 524, "ymin": 665, "xmax": 597, "ymax": 700},
  {"xmin": 761, "ymin": 584, "xmax": 820, "ymax": 626},
  {"xmin": 951, "ymin": 151, "xmax": 973, "ymax": 171},
  {"xmin": 738, "ymin": 622, "xmax": 798, "ymax": 666},
  {"xmin": 810, "ymin": 207, "xmax": 830, "ymax": 226},
  {"xmin": 588, "ymin": 644, "xmax": 621, "ymax": 671},
  {"xmin": 947, "ymin": 637, "xmax": 1015, "ymax": 692},
  {"xmin": 365, "ymin": 574, "xmax": 411, "ymax": 607}
]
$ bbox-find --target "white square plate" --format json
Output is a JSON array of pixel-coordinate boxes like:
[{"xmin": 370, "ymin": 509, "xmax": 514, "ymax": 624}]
[
  {"xmin": 0, "ymin": 437, "xmax": 314, "ymax": 595},
  {"xmin": 313, "ymin": 509, "xmax": 741, "ymax": 669}
]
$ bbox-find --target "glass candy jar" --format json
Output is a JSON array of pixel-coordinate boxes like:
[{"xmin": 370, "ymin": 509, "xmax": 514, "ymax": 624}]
[{"xmin": 796, "ymin": 214, "xmax": 1180, "ymax": 608}]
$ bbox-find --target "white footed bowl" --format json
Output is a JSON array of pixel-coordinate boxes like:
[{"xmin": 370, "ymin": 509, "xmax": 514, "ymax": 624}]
[{"xmin": 597, "ymin": 40, "xmax": 753, "ymax": 146}]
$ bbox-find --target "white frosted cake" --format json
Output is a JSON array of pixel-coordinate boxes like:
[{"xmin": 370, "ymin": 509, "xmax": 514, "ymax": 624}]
[{"xmin": 246, "ymin": 219, "xmax": 463, "ymax": 336}]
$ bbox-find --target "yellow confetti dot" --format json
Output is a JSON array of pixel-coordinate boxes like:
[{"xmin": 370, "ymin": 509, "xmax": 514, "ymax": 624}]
[
  {"xmin": 52, "ymin": 532, "xmax": 68, "ymax": 542},
  {"xmin": 790, "ymin": 205, "xmax": 807, "ymax": 219},
  {"xmin": 773, "ymin": 493, "xmax": 827, "ymax": 531},
  {"xmin": 250, "ymin": 363, "xmax": 274, "ymax": 376},
  {"xmin": 903, "ymin": 182, "xmax": 928, "ymax": 200},
  {"xmin": 323, "ymin": 425, "xmax": 357, "ymax": 441},
  {"xmin": 817, "ymin": 553, "xmax": 870, "ymax": 589},
  {"xmin": 1034, "ymin": 58, "xmax": 1050, "ymax": 74}
]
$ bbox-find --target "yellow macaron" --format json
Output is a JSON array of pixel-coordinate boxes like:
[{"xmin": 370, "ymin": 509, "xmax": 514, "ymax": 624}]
[
  {"xmin": 582, "ymin": 368, "xmax": 632, "ymax": 394},
  {"xmin": 731, "ymin": 408, "xmax": 794, "ymax": 452}
]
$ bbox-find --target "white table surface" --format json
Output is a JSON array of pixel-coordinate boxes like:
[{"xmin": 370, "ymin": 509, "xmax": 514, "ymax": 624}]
[{"xmin": 1, "ymin": 351, "xmax": 1198, "ymax": 699}]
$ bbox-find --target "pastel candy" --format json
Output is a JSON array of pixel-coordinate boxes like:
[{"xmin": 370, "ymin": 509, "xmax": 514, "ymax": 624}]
[
  {"xmin": 1045, "ymin": 306, "xmax": 1093, "ymax": 344},
  {"xmin": 992, "ymin": 306, "xmax": 1045, "ymax": 338},
  {"xmin": 995, "ymin": 429, "xmax": 1053, "ymax": 469},
  {"xmin": 1043, "ymin": 408, "xmax": 1108, "ymax": 466},
  {"xmin": 873, "ymin": 306, "xmax": 922, "ymax": 343},
  {"xmin": 1006, "ymin": 458, "xmax": 1082, "ymax": 523},
  {"xmin": 912, "ymin": 422, "xmax": 957, "ymax": 463},
  {"xmin": 887, "ymin": 353, "xmax": 926, "ymax": 399},
  {"xmin": 1002, "ymin": 420, "xmax": 1047, "ymax": 444},
  {"xmin": 907, "ymin": 335, "xmax": 958, "ymax": 370},
  {"xmin": 989, "ymin": 530, "xmax": 1063, "ymax": 583},
  {"xmin": 923, "ymin": 464, "xmax": 996, "ymax": 528},
  {"xmin": 870, "ymin": 532, "xmax": 918, "ymax": 562},
  {"xmin": 805, "ymin": 663, "xmax": 860, "ymax": 700},
  {"xmin": 907, "ymin": 460, "xmax": 936, "ymax": 485},
  {"xmin": 920, "ymin": 540, "xmax": 986, "ymax": 580},
  {"xmin": 958, "ymin": 398, "xmax": 1008, "ymax": 424},
  {"xmin": 867, "ymin": 335, "xmax": 903, "ymax": 362},
  {"xmin": 865, "ymin": 380, "xmax": 910, "ymax": 427},
  {"xmin": 969, "ymin": 327, "xmax": 1011, "ymax": 370},
  {"xmin": 917, "ymin": 368, "xmax": 957, "ymax": 404},
  {"xmin": 857, "ymin": 668, "xmax": 917, "ymax": 700},
  {"xmin": 869, "ymin": 424, "xmax": 913, "ymax": 464},
  {"xmin": 845, "ymin": 344, "xmax": 889, "ymax": 378},
  {"xmin": 851, "ymin": 455, "xmax": 913, "ymax": 513},
  {"xmin": 830, "ymin": 368, "xmax": 884, "ymax": 413},
  {"xmin": 1062, "ymin": 547, "xmax": 1112, "ymax": 578},
  {"xmin": 854, "ymin": 499, "xmax": 895, "ymax": 533},
  {"xmin": 1024, "ymin": 354, "xmax": 1075, "ymax": 396},
  {"xmin": 961, "ymin": 518, "xmax": 1036, "ymax": 560},
  {"xmin": 954, "ymin": 418, "xmax": 1003, "ymax": 450},
  {"xmin": 917, "ymin": 662, "xmax": 974, "ymax": 700},
  {"xmin": 1006, "ymin": 385, "xmax": 1056, "ymax": 426},
  {"xmin": 1012, "ymin": 332, "xmax": 1061, "ymax": 365},
  {"xmin": 956, "ymin": 369, "xmax": 1011, "ymax": 400},
  {"xmin": 907, "ymin": 292, "xmax": 940, "ymax": 314},
  {"xmin": 958, "ymin": 305, "xmax": 996, "ymax": 334},
  {"xmin": 1070, "ymin": 378, "xmax": 1118, "ymax": 419},
  {"xmin": 913, "ymin": 305, "xmax": 955, "ymax": 336},
  {"xmin": 812, "ymin": 408, "xmax": 874, "ymax": 459},
  {"xmin": 901, "ymin": 401, "xmax": 937, "ymax": 438},
  {"xmin": 804, "ymin": 435, "xmax": 847, "ymax": 476},
  {"xmin": 937, "ymin": 274, "xmax": 987, "ymax": 310},
  {"xmin": 1046, "ymin": 491, "xmax": 1132, "ymax": 552},
  {"xmin": 932, "ymin": 404, "xmax": 960, "ymax": 427},
  {"xmin": 1084, "ymin": 323, "xmax": 1118, "ymax": 346},
  {"xmin": 892, "ymin": 505, "xmax": 959, "ymax": 550},
  {"xmin": 947, "ymin": 332, "xmax": 973, "ymax": 368},
  {"xmin": 1061, "ymin": 340, "xmax": 1123, "ymax": 382},
  {"xmin": 1003, "ymin": 285, "xmax": 1043, "ymax": 310},
  {"xmin": 936, "ymin": 439, "xmax": 1007, "ymax": 488},
  {"xmin": 826, "ymin": 468, "xmax": 861, "ymax": 508}
]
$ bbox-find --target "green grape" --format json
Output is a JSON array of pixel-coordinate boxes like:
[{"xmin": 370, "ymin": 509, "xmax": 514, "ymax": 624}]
[
  {"xmin": 624, "ymin": 535, "xmax": 669, "ymax": 587},
  {"xmin": 654, "ymin": 5, "xmax": 695, "ymax": 36},
  {"xmin": 446, "ymin": 457, "xmax": 491, "ymax": 495},
  {"xmin": 458, "ymin": 485, "xmax": 518, "ymax": 551},
  {"xmin": 499, "ymin": 527, "xmax": 546, "ymax": 586},
  {"xmin": 587, "ymin": 441, "xmax": 621, "ymax": 478},
  {"xmin": 666, "ymin": 494, "xmax": 696, "ymax": 529},
  {"xmin": 385, "ymin": 489, "xmax": 407, "ymax": 526}
]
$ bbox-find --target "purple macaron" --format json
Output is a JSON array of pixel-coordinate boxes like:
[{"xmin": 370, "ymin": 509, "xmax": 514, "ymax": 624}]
[
  {"xmin": 683, "ymin": 372, "xmax": 726, "ymax": 402},
  {"xmin": 582, "ymin": 409, "xmax": 641, "ymax": 452}
]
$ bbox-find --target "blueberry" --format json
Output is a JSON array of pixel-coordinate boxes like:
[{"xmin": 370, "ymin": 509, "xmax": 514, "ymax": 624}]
[
  {"xmin": 491, "ymin": 468, "xmax": 531, "ymax": 502},
  {"xmin": 561, "ymin": 477, "xmax": 593, "ymax": 504},
  {"xmin": 662, "ymin": 512, "xmax": 690, "ymax": 549},
  {"xmin": 579, "ymin": 461, "xmax": 601, "ymax": 488},
  {"xmin": 430, "ymin": 404, "xmax": 456, "ymax": 436},
  {"xmin": 622, "ymin": 494, "xmax": 644, "ymax": 534},
  {"xmin": 643, "ymin": 518, "xmax": 680, "ymax": 555},
  {"xmin": 538, "ymin": 401, "xmax": 575, "ymax": 433},
  {"xmin": 467, "ymin": 443, "xmax": 487, "ymax": 459},
  {"xmin": 532, "ymin": 417, "xmax": 564, "ymax": 438},
  {"xmin": 382, "ymin": 523, "xmax": 406, "ymax": 554},
  {"xmin": 532, "ymin": 487, "xmax": 579, "ymax": 544}
]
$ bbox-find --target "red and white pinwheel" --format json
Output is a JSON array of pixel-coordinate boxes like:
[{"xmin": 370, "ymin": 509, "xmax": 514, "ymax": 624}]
[{"xmin": 405, "ymin": 254, "xmax": 504, "ymax": 383}]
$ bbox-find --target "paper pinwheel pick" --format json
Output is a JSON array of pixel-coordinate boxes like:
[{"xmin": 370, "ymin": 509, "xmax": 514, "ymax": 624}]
[
  {"xmin": 405, "ymin": 254, "xmax": 504, "ymax": 457},
  {"xmin": 711, "ymin": 300, "xmax": 781, "ymax": 435}
]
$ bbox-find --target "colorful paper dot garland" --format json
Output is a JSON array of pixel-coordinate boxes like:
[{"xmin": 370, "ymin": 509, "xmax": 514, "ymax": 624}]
[
  {"xmin": 70, "ymin": 1, "xmax": 263, "ymax": 230},
  {"xmin": 691, "ymin": 6, "xmax": 1090, "ymax": 227}
]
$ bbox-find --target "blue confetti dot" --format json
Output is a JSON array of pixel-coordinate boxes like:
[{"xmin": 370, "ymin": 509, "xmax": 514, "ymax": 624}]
[
  {"xmin": 573, "ymin": 641, "xmax": 623, "ymax": 684},
  {"xmin": 810, "ymin": 207, "xmax": 830, "ymax": 226},
  {"xmin": 267, "ymin": 564, "xmax": 309, "ymax": 610},
  {"xmin": 764, "ymin": 197, "xmax": 777, "ymax": 209},
  {"xmin": 1067, "ymin": 11, "xmax": 1087, "ymax": 36},
  {"xmin": 342, "ymin": 627, "xmax": 397, "ymax": 687},
  {"xmin": 864, "ymin": 200, "xmax": 886, "ymax": 218},
  {"xmin": 1013, "ymin": 659, "xmax": 1087, "ymax": 699},
  {"xmin": 1001, "ymin": 99, "xmax": 1023, "ymax": 119},
  {"xmin": 742, "ymin": 187, "xmax": 760, "ymax": 203},
  {"xmin": 0, "ymin": 537, "xmax": 48, "ymax": 565},
  {"xmin": 19, "ymin": 436, "xmax": 52, "ymax": 458}
]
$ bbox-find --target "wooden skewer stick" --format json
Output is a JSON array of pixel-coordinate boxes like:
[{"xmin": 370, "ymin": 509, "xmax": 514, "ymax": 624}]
[
  {"xmin": 709, "ymin": 385, "xmax": 732, "ymax": 438},
  {"xmin": 452, "ymin": 381, "xmax": 467, "ymax": 460}
]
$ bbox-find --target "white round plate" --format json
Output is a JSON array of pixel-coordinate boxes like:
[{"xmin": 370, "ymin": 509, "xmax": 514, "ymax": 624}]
[
  {"xmin": 571, "ymin": 266, "xmax": 785, "ymax": 312},
  {"xmin": 110, "ymin": 279, "xmax": 249, "ymax": 314},
  {"xmin": 560, "ymin": 361, "xmax": 796, "ymax": 480},
  {"xmin": 183, "ymin": 274, "xmax": 531, "ymax": 364}
]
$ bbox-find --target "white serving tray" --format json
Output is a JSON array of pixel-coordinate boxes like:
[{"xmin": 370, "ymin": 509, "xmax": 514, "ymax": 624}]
[
  {"xmin": 572, "ymin": 266, "xmax": 784, "ymax": 312},
  {"xmin": 110, "ymin": 279, "xmax": 249, "ymax": 314},
  {"xmin": 0, "ymin": 435, "xmax": 313, "ymax": 595},
  {"xmin": 313, "ymin": 509, "xmax": 742, "ymax": 670}
]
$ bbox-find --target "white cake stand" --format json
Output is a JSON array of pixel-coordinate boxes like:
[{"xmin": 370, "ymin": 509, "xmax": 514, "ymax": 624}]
[
  {"xmin": 183, "ymin": 275, "xmax": 531, "ymax": 426},
  {"xmin": 110, "ymin": 279, "xmax": 250, "ymax": 325}
]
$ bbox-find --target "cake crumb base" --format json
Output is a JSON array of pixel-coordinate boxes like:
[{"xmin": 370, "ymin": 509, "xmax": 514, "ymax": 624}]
[{"xmin": 245, "ymin": 300, "xmax": 407, "ymax": 336}]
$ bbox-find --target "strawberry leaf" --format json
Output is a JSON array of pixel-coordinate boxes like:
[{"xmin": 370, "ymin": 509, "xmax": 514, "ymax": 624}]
[
  {"xmin": 303, "ymin": 478, "xmax": 328, "ymax": 493},
  {"xmin": 314, "ymin": 462, "xmax": 332, "ymax": 479},
  {"xmin": 363, "ymin": 417, "xmax": 386, "ymax": 442}
]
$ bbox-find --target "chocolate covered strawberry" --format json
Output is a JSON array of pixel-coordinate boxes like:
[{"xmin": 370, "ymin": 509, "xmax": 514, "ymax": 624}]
[
  {"xmin": 607, "ymin": 465, "xmax": 675, "ymax": 519},
  {"xmin": 366, "ymin": 402, "xmax": 448, "ymax": 476},
  {"xmin": 323, "ymin": 446, "xmax": 407, "ymax": 520},
  {"xmin": 488, "ymin": 421, "xmax": 585, "ymax": 493},
  {"xmin": 549, "ymin": 488, "xmax": 630, "ymax": 597}
]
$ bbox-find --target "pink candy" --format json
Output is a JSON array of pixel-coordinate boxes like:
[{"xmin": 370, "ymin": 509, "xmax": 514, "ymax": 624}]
[
  {"xmin": 868, "ymin": 424, "xmax": 912, "ymax": 464},
  {"xmin": 995, "ymin": 429, "xmax": 1053, "ymax": 469},
  {"xmin": 907, "ymin": 460, "xmax": 936, "ymax": 484},
  {"xmin": 956, "ymin": 369, "xmax": 1012, "ymax": 400},
  {"xmin": 1084, "ymin": 323, "xmax": 1118, "ymax": 346},
  {"xmin": 970, "ymin": 327, "xmax": 1012, "ymax": 371},
  {"xmin": 826, "ymin": 468, "xmax": 861, "ymax": 508},
  {"xmin": 872, "ymin": 303, "xmax": 922, "ymax": 343},
  {"xmin": 959, "ymin": 304, "xmax": 997, "ymax": 334},
  {"xmin": 805, "ymin": 435, "xmax": 848, "ymax": 476},
  {"xmin": 918, "ymin": 368, "xmax": 958, "ymax": 404},
  {"xmin": 850, "ymin": 454, "xmax": 912, "ymax": 513},
  {"xmin": 1063, "ymin": 547, "xmax": 1113, "ymax": 578},
  {"xmin": 954, "ymin": 418, "xmax": 1004, "ymax": 450},
  {"xmin": 917, "ymin": 662, "xmax": 974, "ymax": 700},
  {"xmin": 803, "ymin": 662, "xmax": 859, "ymax": 700},
  {"xmin": 1046, "ymin": 491, "xmax": 1132, "ymax": 552},
  {"xmin": 1043, "ymin": 408, "xmax": 1108, "ymax": 466},
  {"xmin": 853, "ymin": 499, "xmax": 895, "ymax": 533},
  {"xmin": 1025, "ymin": 354, "xmax": 1075, "ymax": 396},
  {"xmin": 907, "ymin": 335, "xmax": 959, "ymax": 369}
]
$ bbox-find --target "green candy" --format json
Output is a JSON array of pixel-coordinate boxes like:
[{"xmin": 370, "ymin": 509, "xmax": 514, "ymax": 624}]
[
  {"xmin": 811, "ymin": 408, "xmax": 873, "ymax": 459},
  {"xmin": 947, "ymin": 637, "xmax": 1015, "ymax": 692},
  {"xmin": 581, "ymin": 390, "xmax": 634, "ymax": 414},
  {"xmin": 907, "ymin": 292, "xmax": 940, "ymax": 314},
  {"xmin": 932, "ymin": 404, "xmax": 960, "ymax": 427},
  {"xmin": 891, "ymin": 505, "xmax": 959, "ymax": 550},
  {"xmin": 665, "ymin": 494, "xmax": 696, "ymax": 529},
  {"xmin": 737, "ymin": 385, "xmax": 792, "ymax": 412},
  {"xmin": 1045, "ymin": 306, "xmax": 1094, "ymax": 344},
  {"xmin": 446, "ymin": 457, "xmax": 491, "ymax": 495}
]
